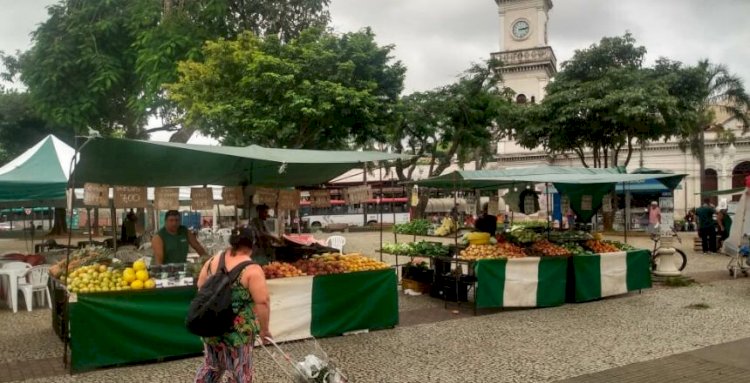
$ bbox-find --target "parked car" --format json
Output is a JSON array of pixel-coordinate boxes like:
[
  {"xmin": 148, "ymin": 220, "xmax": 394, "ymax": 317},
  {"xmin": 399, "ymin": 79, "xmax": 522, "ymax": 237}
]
[{"xmin": 0, "ymin": 222, "xmax": 11, "ymax": 231}]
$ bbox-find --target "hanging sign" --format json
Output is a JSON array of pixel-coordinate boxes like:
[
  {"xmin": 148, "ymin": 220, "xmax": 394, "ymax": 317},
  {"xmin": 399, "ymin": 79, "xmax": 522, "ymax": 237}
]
[
  {"xmin": 191, "ymin": 187, "xmax": 214, "ymax": 210},
  {"xmin": 154, "ymin": 187, "xmax": 179, "ymax": 210},
  {"xmin": 523, "ymin": 194, "xmax": 536, "ymax": 214},
  {"xmin": 278, "ymin": 189, "xmax": 301, "ymax": 210},
  {"xmin": 581, "ymin": 195, "xmax": 593, "ymax": 211},
  {"xmin": 602, "ymin": 195, "xmax": 612, "ymax": 213},
  {"xmin": 253, "ymin": 187, "xmax": 278, "ymax": 206},
  {"xmin": 345, "ymin": 185, "xmax": 372, "ymax": 205},
  {"xmin": 113, "ymin": 186, "xmax": 147, "ymax": 208},
  {"xmin": 222, "ymin": 187, "xmax": 244, "ymax": 206},
  {"xmin": 488, "ymin": 198, "xmax": 499, "ymax": 216},
  {"xmin": 310, "ymin": 189, "xmax": 331, "ymax": 208},
  {"xmin": 83, "ymin": 183, "xmax": 110, "ymax": 207}
]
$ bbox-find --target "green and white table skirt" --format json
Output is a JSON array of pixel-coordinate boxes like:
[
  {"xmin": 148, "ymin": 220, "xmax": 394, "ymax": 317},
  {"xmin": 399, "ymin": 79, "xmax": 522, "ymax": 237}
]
[
  {"xmin": 67, "ymin": 269, "xmax": 398, "ymax": 372},
  {"xmin": 567, "ymin": 249, "xmax": 652, "ymax": 303},
  {"xmin": 474, "ymin": 257, "xmax": 568, "ymax": 309}
]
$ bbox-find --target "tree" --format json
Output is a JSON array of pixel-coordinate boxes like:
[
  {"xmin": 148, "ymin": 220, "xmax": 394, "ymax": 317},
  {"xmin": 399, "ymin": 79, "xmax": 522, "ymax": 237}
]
[
  {"xmin": 511, "ymin": 34, "xmax": 692, "ymax": 168},
  {"xmin": 166, "ymin": 28, "xmax": 405, "ymax": 148},
  {"xmin": 673, "ymin": 60, "xmax": 750, "ymax": 193},
  {"xmin": 3, "ymin": 0, "xmax": 331, "ymax": 140},
  {"xmin": 386, "ymin": 61, "xmax": 513, "ymax": 216}
]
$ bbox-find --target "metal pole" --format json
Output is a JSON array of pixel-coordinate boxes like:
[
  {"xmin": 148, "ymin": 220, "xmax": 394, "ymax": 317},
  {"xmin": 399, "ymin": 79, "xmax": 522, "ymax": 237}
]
[
  {"xmin": 624, "ymin": 182, "xmax": 629, "ymax": 244},
  {"xmin": 546, "ymin": 183, "xmax": 551, "ymax": 239},
  {"xmin": 111, "ymin": 202, "xmax": 117, "ymax": 252},
  {"xmin": 362, "ymin": 163, "xmax": 368, "ymax": 227},
  {"xmin": 87, "ymin": 208, "xmax": 92, "ymax": 243},
  {"xmin": 379, "ymin": 165, "xmax": 384, "ymax": 263}
]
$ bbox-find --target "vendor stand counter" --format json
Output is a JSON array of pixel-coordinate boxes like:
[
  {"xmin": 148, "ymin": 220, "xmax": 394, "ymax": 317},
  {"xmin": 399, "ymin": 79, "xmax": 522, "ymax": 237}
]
[
  {"xmin": 55, "ymin": 268, "xmax": 399, "ymax": 373},
  {"xmin": 474, "ymin": 257, "xmax": 568, "ymax": 309},
  {"xmin": 567, "ymin": 249, "xmax": 652, "ymax": 303}
]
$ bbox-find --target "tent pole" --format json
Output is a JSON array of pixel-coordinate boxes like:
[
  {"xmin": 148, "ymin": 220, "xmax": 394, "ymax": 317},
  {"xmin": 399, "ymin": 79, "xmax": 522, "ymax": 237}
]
[
  {"xmin": 111, "ymin": 202, "xmax": 117, "ymax": 252},
  {"xmin": 624, "ymin": 182, "xmax": 628, "ymax": 244},
  {"xmin": 546, "ymin": 182, "xmax": 551, "ymax": 240},
  {"xmin": 87, "ymin": 208, "xmax": 92, "ymax": 243},
  {"xmin": 379, "ymin": 165, "xmax": 384, "ymax": 263},
  {"xmin": 362, "ymin": 163, "xmax": 368, "ymax": 227},
  {"xmin": 453, "ymin": 173, "xmax": 458, "ymax": 250}
]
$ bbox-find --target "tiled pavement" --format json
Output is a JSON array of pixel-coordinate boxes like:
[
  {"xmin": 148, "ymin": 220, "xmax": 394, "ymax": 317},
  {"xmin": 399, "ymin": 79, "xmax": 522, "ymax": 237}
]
[
  {"xmin": 558, "ymin": 337, "xmax": 750, "ymax": 383},
  {"xmin": 0, "ymin": 357, "xmax": 66, "ymax": 383}
]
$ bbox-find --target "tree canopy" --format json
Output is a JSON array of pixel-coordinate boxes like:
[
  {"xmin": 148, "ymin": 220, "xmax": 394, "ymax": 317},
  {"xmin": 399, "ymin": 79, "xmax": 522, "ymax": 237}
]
[
  {"xmin": 2, "ymin": 0, "xmax": 331, "ymax": 140},
  {"xmin": 166, "ymin": 28, "xmax": 406, "ymax": 149},
  {"xmin": 511, "ymin": 33, "xmax": 701, "ymax": 168}
]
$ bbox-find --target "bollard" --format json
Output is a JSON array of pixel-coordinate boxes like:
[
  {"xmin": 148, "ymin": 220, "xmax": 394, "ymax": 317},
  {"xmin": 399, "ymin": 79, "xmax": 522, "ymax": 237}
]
[{"xmin": 653, "ymin": 235, "xmax": 681, "ymax": 276}]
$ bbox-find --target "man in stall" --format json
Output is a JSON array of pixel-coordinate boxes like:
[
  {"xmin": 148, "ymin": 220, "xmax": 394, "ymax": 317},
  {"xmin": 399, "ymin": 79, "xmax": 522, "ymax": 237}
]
[{"xmin": 152, "ymin": 210, "xmax": 207, "ymax": 265}]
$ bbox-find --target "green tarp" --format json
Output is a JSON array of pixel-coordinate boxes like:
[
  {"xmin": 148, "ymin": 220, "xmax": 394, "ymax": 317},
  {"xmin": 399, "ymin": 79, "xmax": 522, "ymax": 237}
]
[
  {"xmin": 474, "ymin": 257, "xmax": 567, "ymax": 309},
  {"xmin": 72, "ymin": 138, "xmax": 410, "ymax": 187},
  {"xmin": 567, "ymin": 250, "xmax": 652, "ymax": 303},
  {"xmin": 0, "ymin": 135, "xmax": 74, "ymax": 205}
]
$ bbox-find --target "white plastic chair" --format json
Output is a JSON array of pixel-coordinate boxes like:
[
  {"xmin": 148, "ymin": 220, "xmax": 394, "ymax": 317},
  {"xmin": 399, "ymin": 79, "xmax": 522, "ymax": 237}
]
[
  {"xmin": 18, "ymin": 265, "xmax": 52, "ymax": 311},
  {"xmin": 325, "ymin": 236, "xmax": 346, "ymax": 254},
  {"xmin": 1, "ymin": 262, "xmax": 32, "ymax": 312}
]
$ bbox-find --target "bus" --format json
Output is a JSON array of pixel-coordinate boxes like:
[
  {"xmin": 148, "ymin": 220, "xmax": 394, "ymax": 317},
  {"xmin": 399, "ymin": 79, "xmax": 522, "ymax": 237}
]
[{"xmin": 299, "ymin": 198, "xmax": 410, "ymax": 229}]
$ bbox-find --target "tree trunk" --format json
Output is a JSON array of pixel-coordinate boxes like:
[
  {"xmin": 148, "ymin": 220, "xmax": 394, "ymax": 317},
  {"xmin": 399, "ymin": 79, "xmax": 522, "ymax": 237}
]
[
  {"xmin": 698, "ymin": 129, "xmax": 707, "ymax": 194},
  {"xmin": 624, "ymin": 138, "xmax": 634, "ymax": 167},
  {"xmin": 48, "ymin": 208, "xmax": 68, "ymax": 236}
]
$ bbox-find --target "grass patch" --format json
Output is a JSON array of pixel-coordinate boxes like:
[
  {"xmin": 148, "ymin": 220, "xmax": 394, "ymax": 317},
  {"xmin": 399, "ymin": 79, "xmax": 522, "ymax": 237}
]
[
  {"xmin": 685, "ymin": 303, "xmax": 711, "ymax": 310},
  {"xmin": 663, "ymin": 276, "xmax": 696, "ymax": 287}
]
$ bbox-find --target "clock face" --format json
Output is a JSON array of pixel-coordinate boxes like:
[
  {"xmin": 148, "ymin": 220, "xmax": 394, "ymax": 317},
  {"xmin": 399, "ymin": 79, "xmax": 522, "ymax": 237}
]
[{"xmin": 512, "ymin": 19, "xmax": 530, "ymax": 39}]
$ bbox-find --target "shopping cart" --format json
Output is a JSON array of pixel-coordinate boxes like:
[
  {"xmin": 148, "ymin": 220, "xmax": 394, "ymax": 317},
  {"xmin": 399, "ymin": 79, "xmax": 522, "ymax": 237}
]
[
  {"xmin": 727, "ymin": 234, "xmax": 750, "ymax": 278},
  {"xmin": 260, "ymin": 337, "xmax": 348, "ymax": 383}
]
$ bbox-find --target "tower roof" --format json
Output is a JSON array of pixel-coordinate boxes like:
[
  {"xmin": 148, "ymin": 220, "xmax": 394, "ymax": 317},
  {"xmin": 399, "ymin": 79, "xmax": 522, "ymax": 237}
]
[{"xmin": 495, "ymin": 0, "xmax": 553, "ymax": 10}]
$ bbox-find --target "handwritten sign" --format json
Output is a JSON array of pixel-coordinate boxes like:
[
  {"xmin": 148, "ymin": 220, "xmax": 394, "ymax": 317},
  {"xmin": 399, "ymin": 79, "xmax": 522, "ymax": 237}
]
[
  {"xmin": 253, "ymin": 187, "xmax": 278, "ymax": 206},
  {"xmin": 309, "ymin": 189, "xmax": 331, "ymax": 208},
  {"xmin": 278, "ymin": 189, "xmax": 301, "ymax": 210},
  {"xmin": 191, "ymin": 188, "xmax": 214, "ymax": 210},
  {"xmin": 222, "ymin": 187, "xmax": 244, "ymax": 206},
  {"xmin": 345, "ymin": 185, "xmax": 372, "ymax": 205},
  {"xmin": 154, "ymin": 187, "xmax": 179, "ymax": 210},
  {"xmin": 523, "ymin": 194, "xmax": 536, "ymax": 214},
  {"xmin": 113, "ymin": 186, "xmax": 147, "ymax": 208},
  {"xmin": 488, "ymin": 198, "xmax": 499, "ymax": 216},
  {"xmin": 84, "ymin": 183, "xmax": 110, "ymax": 207},
  {"xmin": 581, "ymin": 195, "xmax": 593, "ymax": 211},
  {"xmin": 602, "ymin": 195, "xmax": 612, "ymax": 213}
]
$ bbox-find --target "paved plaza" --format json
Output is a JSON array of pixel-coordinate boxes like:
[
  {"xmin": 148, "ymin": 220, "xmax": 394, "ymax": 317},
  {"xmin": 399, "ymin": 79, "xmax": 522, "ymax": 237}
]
[{"xmin": 2, "ymin": 232, "xmax": 750, "ymax": 382}]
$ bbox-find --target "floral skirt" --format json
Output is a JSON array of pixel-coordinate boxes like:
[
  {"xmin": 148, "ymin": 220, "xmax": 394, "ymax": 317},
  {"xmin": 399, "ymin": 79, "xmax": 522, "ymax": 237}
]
[{"xmin": 195, "ymin": 342, "xmax": 254, "ymax": 383}]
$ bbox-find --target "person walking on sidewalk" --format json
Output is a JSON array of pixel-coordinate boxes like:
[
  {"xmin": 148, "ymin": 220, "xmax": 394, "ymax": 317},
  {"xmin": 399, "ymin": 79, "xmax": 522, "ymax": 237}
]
[
  {"xmin": 717, "ymin": 209, "xmax": 732, "ymax": 251},
  {"xmin": 696, "ymin": 199, "xmax": 717, "ymax": 254}
]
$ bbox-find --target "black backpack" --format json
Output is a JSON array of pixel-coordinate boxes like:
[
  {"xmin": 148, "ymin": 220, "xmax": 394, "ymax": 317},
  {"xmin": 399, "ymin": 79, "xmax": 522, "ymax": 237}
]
[{"xmin": 186, "ymin": 251, "xmax": 254, "ymax": 337}]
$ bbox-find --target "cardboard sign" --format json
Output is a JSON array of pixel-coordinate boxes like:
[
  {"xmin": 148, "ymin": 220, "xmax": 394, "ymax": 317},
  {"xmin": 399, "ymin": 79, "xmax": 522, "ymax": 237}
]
[
  {"xmin": 253, "ymin": 187, "xmax": 278, "ymax": 206},
  {"xmin": 602, "ymin": 195, "xmax": 612, "ymax": 213},
  {"xmin": 222, "ymin": 187, "xmax": 244, "ymax": 206},
  {"xmin": 113, "ymin": 186, "xmax": 147, "ymax": 208},
  {"xmin": 154, "ymin": 187, "xmax": 179, "ymax": 210},
  {"xmin": 278, "ymin": 189, "xmax": 301, "ymax": 210},
  {"xmin": 83, "ymin": 183, "xmax": 110, "ymax": 207},
  {"xmin": 310, "ymin": 189, "xmax": 331, "ymax": 208},
  {"xmin": 523, "ymin": 194, "xmax": 536, "ymax": 214},
  {"xmin": 191, "ymin": 188, "xmax": 214, "ymax": 210},
  {"xmin": 488, "ymin": 198, "xmax": 499, "ymax": 216},
  {"xmin": 345, "ymin": 185, "xmax": 372, "ymax": 205},
  {"xmin": 581, "ymin": 195, "xmax": 593, "ymax": 211}
]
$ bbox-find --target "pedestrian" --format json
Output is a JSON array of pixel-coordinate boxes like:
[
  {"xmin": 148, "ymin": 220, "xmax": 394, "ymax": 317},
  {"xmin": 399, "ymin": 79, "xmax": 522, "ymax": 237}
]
[
  {"xmin": 249, "ymin": 204, "xmax": 283, "ymax": 265},
  {"xmin": 194, "ymin": 228, "xmax": 271, "ymax": 383},
  {"xmin": 685, "ymin": 209, "xmax": 696, "ymax": 231},
  {"xmin": 648, "ymin": 201, "xmax": 662, "ymax": 235},
  {"xmin": 696, "ymin": 198, "xmax": 717, "ymax": 254},
  {"xmin": 474, "ymin": 203, "xmax": 498, "ymax": 236},
  {"xmin": 566, "ymin": 208, "xmax": 576, "ymax": 230},
  {"xmin": 717, "ymin": 209, "xmax": 732, "ymax": 251}
]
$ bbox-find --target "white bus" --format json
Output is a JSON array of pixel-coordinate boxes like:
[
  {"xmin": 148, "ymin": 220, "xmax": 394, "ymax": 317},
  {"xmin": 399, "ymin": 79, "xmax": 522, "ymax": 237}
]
[{"xmin": 299, "ymin": 198, "xmax": 410, "ymax": 229}]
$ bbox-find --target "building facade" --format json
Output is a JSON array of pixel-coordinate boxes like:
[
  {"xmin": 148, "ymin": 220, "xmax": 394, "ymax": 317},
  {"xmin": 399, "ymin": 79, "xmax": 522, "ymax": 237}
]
[{"xmin": 489, "ymin": 0, "xmax": 750, "ymax": 219}]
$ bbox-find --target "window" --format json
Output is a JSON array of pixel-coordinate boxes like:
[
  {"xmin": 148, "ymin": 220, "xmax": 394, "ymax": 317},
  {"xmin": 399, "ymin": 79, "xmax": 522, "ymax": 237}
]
[{"xmin": 516, "ymin": 94, "xmax": 527, "ymax": 104}]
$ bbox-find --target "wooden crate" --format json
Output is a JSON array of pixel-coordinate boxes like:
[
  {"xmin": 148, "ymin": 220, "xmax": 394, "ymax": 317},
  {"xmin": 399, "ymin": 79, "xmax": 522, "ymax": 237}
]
[{"xmin": 402, "ymin": 278, "xmax": 431, "ymax": 294}]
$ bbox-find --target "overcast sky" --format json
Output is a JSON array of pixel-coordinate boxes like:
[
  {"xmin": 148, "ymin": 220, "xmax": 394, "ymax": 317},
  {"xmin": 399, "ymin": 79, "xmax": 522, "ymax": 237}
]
[{"xmin": 1, "ymin": 0, "xmax": 749, "ymax": 141}]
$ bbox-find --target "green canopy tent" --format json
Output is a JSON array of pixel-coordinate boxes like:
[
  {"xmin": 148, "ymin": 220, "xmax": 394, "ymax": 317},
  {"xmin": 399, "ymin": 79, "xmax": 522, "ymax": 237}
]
[
  {"xmin": 412, "ymin": 166, "xmax": 686, "ymax": 222},
  {"xmin": 72, "ymin": 138, "xmax": 409, "ymax": 187},
  {"xmin": 0, "ymin": 135, "xmax": 75, "ymax": 208}
]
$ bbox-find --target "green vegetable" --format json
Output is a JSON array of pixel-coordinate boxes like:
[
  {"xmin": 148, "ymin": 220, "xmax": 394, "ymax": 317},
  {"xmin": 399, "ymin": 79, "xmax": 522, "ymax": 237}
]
[{"xmin": 394, "ymin": 219, "xmax": 431, "ymax": 236}]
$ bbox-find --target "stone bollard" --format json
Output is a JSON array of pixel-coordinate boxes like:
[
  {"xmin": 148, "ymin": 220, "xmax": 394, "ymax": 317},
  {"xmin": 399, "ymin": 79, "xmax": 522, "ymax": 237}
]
[{"xmin": 653, "ymin": 235, "xmax": 681, "ymax": 276}]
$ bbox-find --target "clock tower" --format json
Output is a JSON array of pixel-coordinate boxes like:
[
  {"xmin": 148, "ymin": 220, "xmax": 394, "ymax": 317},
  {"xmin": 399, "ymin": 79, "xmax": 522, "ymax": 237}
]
[{"xmin": 491, "ymin": 0, "xmax": 557, "ymax": 103}]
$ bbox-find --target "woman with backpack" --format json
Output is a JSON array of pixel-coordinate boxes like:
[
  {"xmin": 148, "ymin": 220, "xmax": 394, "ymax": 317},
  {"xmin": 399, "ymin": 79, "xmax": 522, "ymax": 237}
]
[{"xmin": 193, "ymin": 228, "xmax": 271, "ymax": 383}]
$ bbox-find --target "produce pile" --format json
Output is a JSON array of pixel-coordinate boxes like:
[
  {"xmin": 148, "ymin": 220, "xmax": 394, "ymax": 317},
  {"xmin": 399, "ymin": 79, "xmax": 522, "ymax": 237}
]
[
  {"xmin": 459, "ymin": 243, "xmax": 526, "ymax": 261},
  {"xmin": 434, "ymin": 217, "xmax": 456, "ymax": 236},
  {"xmin": 49, "ymin": 247, "xmax": 112, "ymax": 279},
  {"xmin": 549, "ymin": 230, "xmax": 593, "ymax": 243},
  {"xmin": 381, "ymin": 241, "xmax": 449, "ymax": 257},
  {"xmin": 585, "ymin": 240, "xmax": 619, "ymax": 253},
  {"xmin": 530, "ymin": 240, "xmax": 570, "ymax": 257},
  {"xmin": 560, "ymin": 242, "xmax": 586, "ymax": 255},
  {"xmin": 63, "ymin": 259, "xmax": 155, "ymax": 293},
  {"xmin": 606, "ymin": 240, "xmax": 636, "ymax": 251},
  {"xmin": 507, "ymin": 228, "xmax": 542, "ymax": 244},
  {"xmin": 264, "ymin": 253, "xmax": 390, "ymax": 279},
  {"xmin": 393, "ymin": 219, "xmax": 431, "ymax": 236}
]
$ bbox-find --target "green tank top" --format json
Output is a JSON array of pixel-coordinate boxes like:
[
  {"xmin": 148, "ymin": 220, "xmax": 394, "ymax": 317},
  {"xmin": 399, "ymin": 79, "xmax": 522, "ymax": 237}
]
[{"xmin": 158, "ymin": 226, "xmax": 189, "ymax": 264}]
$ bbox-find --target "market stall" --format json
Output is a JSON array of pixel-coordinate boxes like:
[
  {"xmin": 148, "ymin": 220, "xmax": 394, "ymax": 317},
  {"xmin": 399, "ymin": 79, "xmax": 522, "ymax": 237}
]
[
  {"xmin": 408, "ymin": 166, "xmax": 685, "ymax": 310},
  {"xmin": 53, "ymin": 137, "xmax": 408, "ymax": 372}
]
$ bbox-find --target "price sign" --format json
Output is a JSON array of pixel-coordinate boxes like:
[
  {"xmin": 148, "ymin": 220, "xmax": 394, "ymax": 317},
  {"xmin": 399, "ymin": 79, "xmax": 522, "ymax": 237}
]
[
  {"xmin": 310, "ymin": 189, "xmax": 331, "ymax": 208},
  {"xmin": 488, "ymin": 198, "xmax": 499, "ymax": 215},
  {"xmin": 154, "ymin": 187, "xmax": 179, "ymax": 210},
  {"xmin": 345, "ymin": 185, "xmax": 372, "ymax": 205},
  {"xmin": 191, "ymin": 188, "xmax": 214, "ymax": 210},
  {"xmin": 253, "ymin": 187, "xmax": 278, "ymax": 206},
  {"xmin": 84, "ymin": 183, "xmax": 110, "ymax": 207},
  {"xmin": 113, "ymin": 186, "xmax": 147, "ymax": 208},
  {"xmin": 222, "ymin": 187, "xmax": 244, "ymax": 206},
  {"xmin": 278, "ymin": 189, "xmax": 301, "ymax": 210},
  {"xmin": 523, "ymin": 194, "xmax": 536, "ymax": 214},
  {"xmin": 581, "ymin": 195, "xmax": 593, "ymax": 211}
]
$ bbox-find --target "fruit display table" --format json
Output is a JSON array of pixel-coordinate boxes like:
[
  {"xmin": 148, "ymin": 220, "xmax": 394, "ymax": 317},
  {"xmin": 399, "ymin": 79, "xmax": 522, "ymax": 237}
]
[
  {"xmin": 61, "ymin": 268, "xmax": 398, "ymax": 373},
  {"xmin": 566, "ymin": 249, "xmax": 652, "ymax": 303},
  {"xmin": 474, "ymin": 257, "xmax": 568, "ymax": 309}
]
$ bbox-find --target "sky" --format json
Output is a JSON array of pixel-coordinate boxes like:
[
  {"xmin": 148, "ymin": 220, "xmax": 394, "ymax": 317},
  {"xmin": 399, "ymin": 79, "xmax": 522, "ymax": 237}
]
[{"xmin": 1, "ymin": 0, "xmax": 749, "ymax": 141}]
